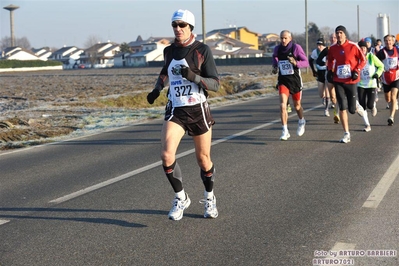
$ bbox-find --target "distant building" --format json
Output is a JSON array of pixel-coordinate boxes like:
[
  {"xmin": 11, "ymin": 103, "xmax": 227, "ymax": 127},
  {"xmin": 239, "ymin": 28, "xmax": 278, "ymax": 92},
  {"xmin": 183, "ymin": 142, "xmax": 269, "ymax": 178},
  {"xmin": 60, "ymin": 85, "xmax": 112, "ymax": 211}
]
[
  {"xmin": 49, "ymin": 46, "xmax": 84, "ymax": 69},
  {"xmin": 128, "ymin": 36, "xmax": 172, "ymax": 54},
  {"xmin": 79, "ymin": 42, "xmax": 120, "ymax": 68},
  {"xmin": 31, "ymin": 47, "xmax": 52, "ymax": 61},
  {"xmin": 259, "ymin": 33, "xmax": 280, "ymax": 57},
  {"xmin": 200, "ymin": 32, "xmax": 263, "ymax": 59},
  {"xmin": 205, "ymin": 26, "xmax": 260, "ymax": 50},
  {"xmin": 0, "ymin": 47, "xmax": 40, "ymax": 60},
  {"xmin": 125, "ymin": 42, "xmax": 166, "ymax": 67}
]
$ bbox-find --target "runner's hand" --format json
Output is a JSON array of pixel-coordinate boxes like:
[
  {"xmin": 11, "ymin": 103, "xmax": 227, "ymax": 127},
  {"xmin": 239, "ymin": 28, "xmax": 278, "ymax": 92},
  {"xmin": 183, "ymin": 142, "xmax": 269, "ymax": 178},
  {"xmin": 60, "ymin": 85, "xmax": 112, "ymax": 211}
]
[
  {"xmin": 147, "ymin": 88, "xmax": 160, "ymax": 104},
  {"xmin": 180, "ymin": 65, "xmax": 196, "ymax": 82},
  {"xmin": 287, "ymin": 56, "xmax": 297, "ymax": 66},
  {"xmin": 351, "ymin": 70, "xmax": 359, "ymax": 81},
  {"xmin": 272, "ymin": 67, "xmax": 278, "ymax": 74},
  {"xmin": 372, "ymin": 73, "xmax": 379, "ymax": 79}
]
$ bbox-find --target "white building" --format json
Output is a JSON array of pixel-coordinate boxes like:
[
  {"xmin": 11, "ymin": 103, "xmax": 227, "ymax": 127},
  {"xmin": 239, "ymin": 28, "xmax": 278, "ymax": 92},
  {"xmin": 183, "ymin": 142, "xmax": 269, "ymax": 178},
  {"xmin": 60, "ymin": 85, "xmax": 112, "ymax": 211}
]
[
  {"xmin": 1, "ymin": 47, "xmax": 41, "ymax": 60},
  {"xmin": 49, "ymin": 46, "xmax": 84, "ymax": 69}
]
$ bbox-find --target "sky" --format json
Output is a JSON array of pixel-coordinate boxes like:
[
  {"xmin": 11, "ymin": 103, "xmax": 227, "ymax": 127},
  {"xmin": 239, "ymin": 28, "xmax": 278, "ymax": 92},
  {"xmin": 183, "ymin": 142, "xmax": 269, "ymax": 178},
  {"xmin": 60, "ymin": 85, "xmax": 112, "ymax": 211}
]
[{"xmin": 1, "ymin": 0, "xmax": 398, "ymax": 49}]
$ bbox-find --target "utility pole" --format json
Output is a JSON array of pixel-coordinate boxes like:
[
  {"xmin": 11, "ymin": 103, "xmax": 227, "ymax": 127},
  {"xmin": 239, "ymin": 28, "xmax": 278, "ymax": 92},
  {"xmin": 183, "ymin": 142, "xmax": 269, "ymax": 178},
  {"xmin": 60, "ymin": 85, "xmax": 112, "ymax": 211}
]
[
  {"xmin": 202, "ymin": 0, "xmax": 206, "ymax": 44},
  {"xmin": 357, "ymin": 5, "xmax": 360, "ymax": 41},
  {"xmin": 305, "ymin": 0, "xmax": 308, "ymax": 73},
  {"xmin": 3, "ymin": 4, "xmax": 20, "ymax": 47}
]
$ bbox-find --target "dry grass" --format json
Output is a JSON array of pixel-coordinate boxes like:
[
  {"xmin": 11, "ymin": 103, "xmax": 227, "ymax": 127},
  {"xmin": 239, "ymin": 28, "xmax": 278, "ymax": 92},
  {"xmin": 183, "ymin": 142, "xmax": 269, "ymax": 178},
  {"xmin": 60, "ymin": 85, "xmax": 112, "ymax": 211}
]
[{"xmin": 0, "ymin": 66, "xmax": 316, "ymax": 150}]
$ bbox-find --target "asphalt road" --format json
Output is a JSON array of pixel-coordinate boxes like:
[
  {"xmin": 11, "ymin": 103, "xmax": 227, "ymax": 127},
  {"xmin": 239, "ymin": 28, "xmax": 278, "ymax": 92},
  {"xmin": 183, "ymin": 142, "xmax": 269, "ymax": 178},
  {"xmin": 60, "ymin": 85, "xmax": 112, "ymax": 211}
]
[{"xmin": 1, "ymin": 86, "xmax": 398, "ymax": 266}]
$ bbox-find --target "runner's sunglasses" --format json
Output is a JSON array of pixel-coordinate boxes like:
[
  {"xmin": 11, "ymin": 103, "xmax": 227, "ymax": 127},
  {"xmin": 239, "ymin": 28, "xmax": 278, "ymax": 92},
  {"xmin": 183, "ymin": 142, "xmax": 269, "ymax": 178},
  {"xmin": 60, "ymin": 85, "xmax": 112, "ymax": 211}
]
[{"xmin": 172, "ymin": 21, "xmax": 189, "ymax": 28}]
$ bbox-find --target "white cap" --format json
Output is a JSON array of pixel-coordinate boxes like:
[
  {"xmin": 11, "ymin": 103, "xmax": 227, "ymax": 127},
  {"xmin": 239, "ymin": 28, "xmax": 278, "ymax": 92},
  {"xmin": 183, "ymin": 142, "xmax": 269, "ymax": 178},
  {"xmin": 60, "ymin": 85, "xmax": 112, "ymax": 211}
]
[{"xmin": 171, "ymin": 9, "xmax": 195, "ymax": 28}]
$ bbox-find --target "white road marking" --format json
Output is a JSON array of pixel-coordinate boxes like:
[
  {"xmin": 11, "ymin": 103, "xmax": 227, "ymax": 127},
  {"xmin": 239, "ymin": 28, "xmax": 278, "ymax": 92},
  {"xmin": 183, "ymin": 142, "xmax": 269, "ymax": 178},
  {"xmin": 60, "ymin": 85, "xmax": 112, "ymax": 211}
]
[
  {"xmin": 49, "ymin": 106, "xmax": 319, "ymax": 204},
  {"xmin": 329, "ymin": 242, "xmax": 356, "ymax": 254},
  {"xmin": 0, "ymin": 219, "xmax": 10, "ymax": 226},
  {"xmin": 363, "ymin": 153, "xmax": 399, "ymax": 208}
]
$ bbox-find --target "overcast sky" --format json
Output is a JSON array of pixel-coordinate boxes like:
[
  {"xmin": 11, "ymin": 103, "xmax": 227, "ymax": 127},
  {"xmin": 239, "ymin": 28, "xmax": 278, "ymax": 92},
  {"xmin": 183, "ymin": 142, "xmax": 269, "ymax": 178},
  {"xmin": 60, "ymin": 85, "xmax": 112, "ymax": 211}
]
[{"xmin": 1, "ymin": 0, "xmax": 398, "ymax": 49}]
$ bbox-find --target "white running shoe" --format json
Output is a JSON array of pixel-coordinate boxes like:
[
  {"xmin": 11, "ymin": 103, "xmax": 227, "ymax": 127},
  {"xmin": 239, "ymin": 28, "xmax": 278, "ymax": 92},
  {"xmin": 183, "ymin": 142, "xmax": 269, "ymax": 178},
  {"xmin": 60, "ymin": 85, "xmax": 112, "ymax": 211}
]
[
  {"xmin": 200, "ymin": 196, "xmax": 218, "ymax": 218},
  {"xmin": 363, "ymin": 125, "xmax": 371, "ymax": 132},
  {"xmin": 280, "ymin": 129, "xmax": 290, "ymax": 141},
  {"xmin": 324, "ymin": 110, "xmax": 330, "ymax": 117},
  {"xmin": 168, "ymin": 193, "xmax": 191, "ymax": 221},
  {"xmin": 388, "ymin": 117, "xmax": 394, "ymax": 126},
  {"xmin": 297, "ymin": 119, "xmax": 306, "ymax": 136},
  {"xmin": 339, "ymin": 132, "xmax": 351, "ymax": 143}
]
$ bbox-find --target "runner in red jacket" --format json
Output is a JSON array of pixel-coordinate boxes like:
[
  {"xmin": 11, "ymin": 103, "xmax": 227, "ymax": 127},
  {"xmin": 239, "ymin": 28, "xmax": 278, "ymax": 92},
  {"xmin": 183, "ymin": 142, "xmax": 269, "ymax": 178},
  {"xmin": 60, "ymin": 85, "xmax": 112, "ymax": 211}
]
[{"xmin": 327, "ymin": 25, "xmax": 366, "ymax": 143}]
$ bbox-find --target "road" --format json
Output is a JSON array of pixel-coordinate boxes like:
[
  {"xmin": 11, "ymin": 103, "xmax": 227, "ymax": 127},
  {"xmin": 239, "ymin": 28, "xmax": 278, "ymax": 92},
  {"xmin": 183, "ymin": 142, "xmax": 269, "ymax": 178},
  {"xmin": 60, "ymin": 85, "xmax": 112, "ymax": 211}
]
[{"xmin": 1, "ymin": 86, "xmax": 398, "ymax": 266}]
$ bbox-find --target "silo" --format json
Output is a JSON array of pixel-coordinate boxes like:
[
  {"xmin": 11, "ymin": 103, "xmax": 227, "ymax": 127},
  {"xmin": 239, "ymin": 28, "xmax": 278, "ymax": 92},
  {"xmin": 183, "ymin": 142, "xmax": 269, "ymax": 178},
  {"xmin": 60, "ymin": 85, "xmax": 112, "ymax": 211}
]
[{"xmin": 376, "ymin": 13, "xmax": 390, "ymax": 41}]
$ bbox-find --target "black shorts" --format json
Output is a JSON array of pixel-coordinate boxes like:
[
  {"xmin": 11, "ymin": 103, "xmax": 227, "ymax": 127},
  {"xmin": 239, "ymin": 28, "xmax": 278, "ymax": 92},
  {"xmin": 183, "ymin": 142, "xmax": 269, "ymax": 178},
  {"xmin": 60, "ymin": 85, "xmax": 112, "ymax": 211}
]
[
  {"xmin": 383, "ymin": 80, "xmax": 399, "ymax": 93},
  {"xmin": 165, "ymin": 101, "xmax": 215, "ymax": 136},
  {"xmin": 317, "ymin": 70, "xmax": 326, "ymax": 83}
]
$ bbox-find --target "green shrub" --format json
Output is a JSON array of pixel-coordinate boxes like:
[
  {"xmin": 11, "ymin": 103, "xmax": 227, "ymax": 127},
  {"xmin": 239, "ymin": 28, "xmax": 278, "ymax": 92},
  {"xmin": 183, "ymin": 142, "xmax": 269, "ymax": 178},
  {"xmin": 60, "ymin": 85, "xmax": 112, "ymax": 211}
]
[{"xmin": 0, "ymin": 59, "xmax": 62, "ymax": 68}]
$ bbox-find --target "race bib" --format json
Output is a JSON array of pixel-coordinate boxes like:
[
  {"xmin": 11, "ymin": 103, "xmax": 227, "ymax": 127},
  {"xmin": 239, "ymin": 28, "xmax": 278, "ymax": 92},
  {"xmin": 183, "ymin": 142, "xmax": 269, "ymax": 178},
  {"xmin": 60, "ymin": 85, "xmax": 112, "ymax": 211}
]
[
  {"xmin": 361, "ymin": 65, "xmax": 370, "ymax": 81},
  {"xmin": 385, "ymin": 57, "xmax": 398, "ymax": 70},
  {"xmin": 337, "ymin": 64, "xmax": 351, "ymax": 79},
  {"xmin": 167, "ymin": 59, "xmax": 205, "ymax": 107},
  {"xmin": 278, "ymin": 60, "xmax": 294, "ymax": 75}
]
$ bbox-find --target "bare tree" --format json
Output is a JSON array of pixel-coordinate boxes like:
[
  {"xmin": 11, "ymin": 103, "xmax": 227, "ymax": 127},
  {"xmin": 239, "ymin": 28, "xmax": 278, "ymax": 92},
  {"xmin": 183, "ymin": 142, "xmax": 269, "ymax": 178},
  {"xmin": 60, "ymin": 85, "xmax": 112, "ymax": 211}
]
[
  {"xmin": 84, "ymin": 35, "xmax": 102, "ymax": 49},
  {"xmin": 17, "ymin": 36, "xmax": 31, "ymax": 49},
  {"xmin": 0, "ymin": 36, "xmax": 31, "ymax": 50}
]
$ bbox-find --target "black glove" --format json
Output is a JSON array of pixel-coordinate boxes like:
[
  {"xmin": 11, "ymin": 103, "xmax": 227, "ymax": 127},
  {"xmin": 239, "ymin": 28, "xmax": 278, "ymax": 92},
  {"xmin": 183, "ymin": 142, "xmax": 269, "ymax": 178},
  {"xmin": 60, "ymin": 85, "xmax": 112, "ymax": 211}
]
[
  {"xmin": 312, "ymin": 70, "xmax": 317, "ymax": 77},
  {"xmin": 147, "ymin": 88, "xmax": 160, "ymax": 104},
  {"xmin": 327, "ymin": 70, "xmax": 334, "ymax": 83},
  {"xmin": 272, "ymin": 67, "xmax": 278, "ymax": 75},
  {"xmin": 351, "ymin": 70, "xmax": 359, "ymax": 81},
  {"xmin": 372, "ymin": 73, "xmax": 379, "ymax": 79},
  {"xmin": 180, "ymin": 65, "xmax": 196, "ymax": 82}
]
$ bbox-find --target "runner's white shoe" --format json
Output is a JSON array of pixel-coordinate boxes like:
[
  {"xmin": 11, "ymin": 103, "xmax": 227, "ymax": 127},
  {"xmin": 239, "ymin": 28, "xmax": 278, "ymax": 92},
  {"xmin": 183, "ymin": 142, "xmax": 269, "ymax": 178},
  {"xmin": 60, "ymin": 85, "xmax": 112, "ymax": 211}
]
[
  {"xmin": 280, "ymin": 129, "xmax": 290, "ymax": 141},
  {"xmin": 324, "ymin": 110, "xmax": 330, "ymax": 117},
  {"xmin": 297, "ymin": 119, "xmax": 306, "ymax": 136},
  {"xmin": 388, "ymin": 117, "xmax": 394, "ymax": 126},
  {"xmin": 363, "ymin": 125, "xmax": 371, "ymax": 132},
  {"xmin": 200, "ymin": 196, "xmax": 218, "ymax": 218},
  {"xmin": 339, "ymin": 132, "xmax": 351, "ymax": 143},
  {"xmin": 168, "ymin": 193, "xmax": 191, "ymax": 221}
]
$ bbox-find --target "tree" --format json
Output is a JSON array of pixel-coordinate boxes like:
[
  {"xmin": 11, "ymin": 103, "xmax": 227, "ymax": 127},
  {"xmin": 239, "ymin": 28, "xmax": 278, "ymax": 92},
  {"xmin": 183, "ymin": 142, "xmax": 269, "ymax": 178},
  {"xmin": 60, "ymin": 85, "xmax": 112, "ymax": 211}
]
[
  {"xmin": 307, "ymin": 22, "xmax": 323, "ymax": 53},
  {"xmin": 17, "ymin": 37, "xmax": 31, "ymax": 49},
  {"xmin": 83, "ymin": 35, "xmax": 102, "ymax": 68},
  {"xmin": 0, "ymin": 36, "xmax": 31, "ymax": 51},
  {"xmin": 119, "ymin": 42, "xmax": 131, "ymax": 53},
  {"xmin": 84, "ymin": 35, "xmax": 102, "ymax": 49}
]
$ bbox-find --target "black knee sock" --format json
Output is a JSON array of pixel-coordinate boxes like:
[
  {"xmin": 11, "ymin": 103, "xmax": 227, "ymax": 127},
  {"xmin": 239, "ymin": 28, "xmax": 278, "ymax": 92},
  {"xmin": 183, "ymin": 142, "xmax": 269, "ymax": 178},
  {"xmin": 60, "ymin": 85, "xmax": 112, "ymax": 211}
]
[
  {"xmin": 163, "ymin": 161, "xmax": 183, "ymax": 193},
  {"xmin": 200, "ymin": 165, "xmax": 215, "ymax": 192}
]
